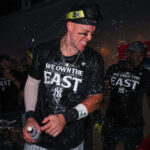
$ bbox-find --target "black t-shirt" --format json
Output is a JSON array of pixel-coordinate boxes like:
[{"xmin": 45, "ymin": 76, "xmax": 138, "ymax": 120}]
[
  {"xmin": 104, "ymin": 62, "xmax": 150, "ymax": 128},
  {"xmin": 29, "ymin": 39, "xmax": 104, "ymax": 149},
  {"xmin": 0, "ymin": 77, "xmax": 19, "ymax": 114}
]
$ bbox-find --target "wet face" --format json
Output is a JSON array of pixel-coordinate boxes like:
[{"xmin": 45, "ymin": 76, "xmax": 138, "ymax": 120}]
[
  {"xmin": 67, "ymin": 21, "xmax": 96, "ymax": 51},
  {"xmin": 127, "ymin": 51, "xmax": 146, "ymax": 69}
]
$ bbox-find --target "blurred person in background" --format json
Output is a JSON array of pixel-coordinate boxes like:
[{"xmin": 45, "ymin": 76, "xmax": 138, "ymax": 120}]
[
  {"xmin": 101, "ymin": 41, "xmax": 150, "ymax": 150},
  {"xmin": 0, "ymin": 55, "xmax": 23, "ymax": 150},
  {"xmin": 0, "ymin": 54, "xmax": 22, "ymax": 122}
]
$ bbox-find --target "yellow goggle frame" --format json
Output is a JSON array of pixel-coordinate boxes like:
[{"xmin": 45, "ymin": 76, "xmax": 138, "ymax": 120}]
[
  {"xmin": 66, "ymin": 10, "xmax": 85, "ymax": 20},
  {"xmin": 26, "ymin": 50, "xmax": 33, "ymax": 59}
]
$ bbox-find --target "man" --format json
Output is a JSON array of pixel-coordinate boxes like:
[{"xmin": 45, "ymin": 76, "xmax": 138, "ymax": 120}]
[
  {"xmin": 23, "ymin": 4, "xmax": 104, "ymax": 150},
  {"xmin": 101, "ymin": 41, "xmax": 150, "ymax": 150},
  {"xmin": 0, "ymin": 54, "xmax": 24, "ymax": 149},
  {"xmin": 0, "ymin": 55, "xmax": 21, "ymax": 120},
  {"xmin": 0, "ymin": 55, "xmax": 21, "ymax": 89}
]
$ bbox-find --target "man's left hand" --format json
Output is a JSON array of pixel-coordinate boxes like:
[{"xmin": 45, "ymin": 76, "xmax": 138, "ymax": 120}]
[{"xmin": 41, "ymin": 114, "xmax": 66, "ymax": 137}]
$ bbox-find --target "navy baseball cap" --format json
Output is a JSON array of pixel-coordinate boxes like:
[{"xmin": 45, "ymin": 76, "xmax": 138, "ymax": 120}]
[
  {"xmin": 66, "ymin": 4, "xmax": 103, "ymax": 26},
  {"xmin": 127, "ymin": 41, "xmax": 147, "ymax": 53}
]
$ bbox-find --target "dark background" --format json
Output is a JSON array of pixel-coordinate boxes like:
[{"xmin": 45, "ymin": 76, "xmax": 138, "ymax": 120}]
[{"xmin": 0, "ymin": 0, "xmax": 150, "ymax": 68}]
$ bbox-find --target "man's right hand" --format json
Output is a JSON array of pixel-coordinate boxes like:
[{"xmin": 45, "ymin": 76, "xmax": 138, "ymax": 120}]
[{"xmin": 23, "ymin": 118, "xmax": 41, "ymax": 143}]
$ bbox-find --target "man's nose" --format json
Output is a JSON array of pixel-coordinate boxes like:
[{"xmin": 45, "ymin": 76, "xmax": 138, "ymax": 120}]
[{"xmin": 86, "ymin": 33, "xmax": 92, "ymax": 41}]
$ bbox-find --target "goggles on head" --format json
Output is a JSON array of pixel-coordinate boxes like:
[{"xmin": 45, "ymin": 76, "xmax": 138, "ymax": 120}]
[
  {"xmin": 26, "ymin": 50, "xmax": 33, "ymax": 59},
  {"xmin": 66, "ymin": 4, "xmax": 102, "ymax": 26}
]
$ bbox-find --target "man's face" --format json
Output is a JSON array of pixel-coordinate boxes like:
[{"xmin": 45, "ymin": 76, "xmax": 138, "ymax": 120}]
[
  {"xmin": 128, "ymin": 51, "xmax": 146, "ymax": 68},
  {"xmin": 68, "ymin": 22, "xmax": 96, "ymax": 51}
]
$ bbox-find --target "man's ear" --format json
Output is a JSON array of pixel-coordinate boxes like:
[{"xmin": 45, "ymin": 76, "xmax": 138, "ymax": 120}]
[{"xmin": 67, "ymin": 21, "xmax": 74, "ymax": 32}]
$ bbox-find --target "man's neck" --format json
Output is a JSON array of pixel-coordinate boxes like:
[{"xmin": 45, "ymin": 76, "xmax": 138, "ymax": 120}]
[
  {"xmin": 60, "ymin": 35, "xmax": 78, "ymax": 56},
  {"xmin": 124, "ymin": 61, "xmax": 141, "ymax": 70},
  {"xmin": 124, "ymin": 61, "xmax": 134, "ymax": 69}
]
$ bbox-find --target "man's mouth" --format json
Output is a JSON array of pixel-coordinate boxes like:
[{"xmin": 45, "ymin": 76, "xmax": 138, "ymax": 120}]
[{"xmin": 80, "ymin": 41, "xmax": 87, "ymax": 46}]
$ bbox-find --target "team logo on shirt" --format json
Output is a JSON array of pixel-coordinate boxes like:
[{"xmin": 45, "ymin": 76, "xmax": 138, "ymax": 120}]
[{"xmin": 53, "ymin": 87, "xmax": 63, "ymax": 99}]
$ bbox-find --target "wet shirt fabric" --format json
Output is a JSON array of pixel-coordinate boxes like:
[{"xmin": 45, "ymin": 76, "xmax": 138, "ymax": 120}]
[
  {"xmin": 104, "ymin": 62, "xmax": 150, "ymax": 128},
  {"xmin": 28, "ymin": 39, "xmax": 104, "ymax": 150}
]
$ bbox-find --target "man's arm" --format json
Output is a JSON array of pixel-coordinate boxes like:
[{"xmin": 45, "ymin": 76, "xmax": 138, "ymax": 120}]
[
  {"xmin": 23, "ymin": 75, "xmax": 41, "ymax": 143},
  {"xmin": 81, "ymin": 93, "xmax": 103, "ymax": 113},
  {"xmin": 24, "ymin": 75, "xmax": 40, "ymax": 112},
  {"xmin": 41, "ymin": 93, "xmax": 103, "ymax": 137}
]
